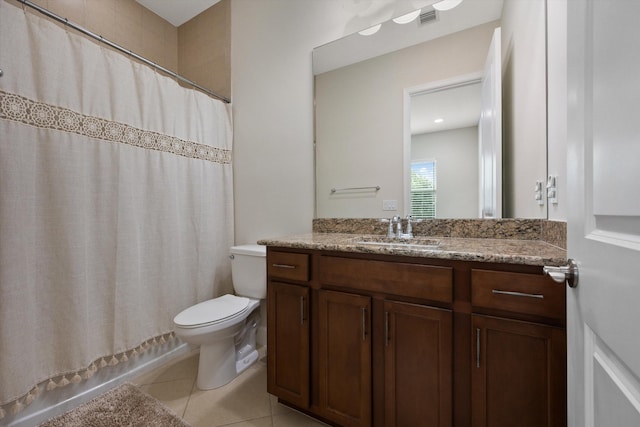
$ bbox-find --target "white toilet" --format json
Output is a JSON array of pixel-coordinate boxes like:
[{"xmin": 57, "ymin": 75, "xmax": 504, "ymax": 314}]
[{"xmin": 173, "ymin": 244, "xmax": 266, "ymax": 390}]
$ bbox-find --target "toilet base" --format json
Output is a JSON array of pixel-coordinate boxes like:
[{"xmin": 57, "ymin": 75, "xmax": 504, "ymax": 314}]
[
  {"xmin": 196, "ymin": 342, "xmax": 259, "ymax": 390},
  {"xmin": 194, "ymin": 313, "xmax": 260, "ymax": 390},
  {"xmin": 196, "ymin": 336, "xmax": 237, "ymax": 390}
]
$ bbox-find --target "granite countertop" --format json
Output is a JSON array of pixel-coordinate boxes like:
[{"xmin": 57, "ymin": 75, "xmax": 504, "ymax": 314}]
[{"xmin": 257, "ymin": 233, "xmax": 568, "ymax": 267}]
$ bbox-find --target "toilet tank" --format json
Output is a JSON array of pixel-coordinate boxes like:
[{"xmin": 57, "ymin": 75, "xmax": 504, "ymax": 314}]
[{"xmin": 230, "ymin": 245, "xmax": 267, "ymax": 299}]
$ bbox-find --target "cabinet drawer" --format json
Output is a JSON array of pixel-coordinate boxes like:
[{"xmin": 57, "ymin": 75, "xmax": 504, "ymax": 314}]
[
  {"xmin": 268, "ymin": 251, "xmax": 310, "ymax": 282},
  {"xmin": 319, "ymin": 256, "xmax": 453, "ymax": 303},
  {"xmin": 471, "ymin": 269, "xmax": 565, "ymax": 320}
]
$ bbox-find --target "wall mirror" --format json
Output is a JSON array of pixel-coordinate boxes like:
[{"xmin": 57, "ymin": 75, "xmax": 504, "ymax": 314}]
[{"xmin": 313, "ymin": 0, "xmax": 548, "ymax": 220}]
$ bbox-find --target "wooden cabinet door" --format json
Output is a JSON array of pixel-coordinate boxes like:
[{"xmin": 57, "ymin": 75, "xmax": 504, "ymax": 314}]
[
  {"xmin": 318, "ymin": 290, "xmax": 372, "ymax": 427},
  {"xmin": 267, "ymin": 281, "xmax": 310, "ymax": 409},
  {"xmin": 384, "ymin": 301, "xmax": 453, "ymax": 427},
  {"xmin": 472, "ymin": 315, "xmax": 566, "ymax": 427}
]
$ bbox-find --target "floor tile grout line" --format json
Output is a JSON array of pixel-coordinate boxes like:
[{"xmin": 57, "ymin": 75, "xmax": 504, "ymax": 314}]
[
  {"xmin": 217, "ymin": 414, "xmax": 273, "ymax": 426},
  {"xmin": 139, "ymin": 376, "xmax": 196, "ymax": 387},
  {"xmin": 182, "ymin": 373, "xmax": 198, "ymax": 419}
]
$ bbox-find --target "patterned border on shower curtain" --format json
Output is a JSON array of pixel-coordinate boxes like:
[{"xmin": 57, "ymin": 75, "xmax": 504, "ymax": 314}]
[
  {"xmin": 0, "ymin": 90, "xmax": 232, "ymax": 164},
  {"xmin": 0, "ymin": 332, "xmax": 177, "ymax": 419}
]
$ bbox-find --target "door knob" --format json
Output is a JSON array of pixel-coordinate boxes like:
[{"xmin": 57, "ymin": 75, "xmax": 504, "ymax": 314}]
[{"xmin": 543, "ymin": 258, "xmax": 579, "ymax": 288}]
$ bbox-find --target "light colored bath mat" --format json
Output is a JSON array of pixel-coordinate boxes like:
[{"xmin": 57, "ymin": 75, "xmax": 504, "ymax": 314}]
[{"xmin": 38, "ymin": 382, "xmax": 190, "ymax": 427}]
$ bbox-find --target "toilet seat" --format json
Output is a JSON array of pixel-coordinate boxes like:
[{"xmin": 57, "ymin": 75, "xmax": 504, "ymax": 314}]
[{"xmin": 174, "ymin": 294, "xmax": 251, "ymax": 329}]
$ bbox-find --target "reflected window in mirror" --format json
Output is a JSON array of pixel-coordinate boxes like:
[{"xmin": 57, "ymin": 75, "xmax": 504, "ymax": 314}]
[{"xmin": 410, "ymin": 160, "xmax": 436, "ymax": 219}]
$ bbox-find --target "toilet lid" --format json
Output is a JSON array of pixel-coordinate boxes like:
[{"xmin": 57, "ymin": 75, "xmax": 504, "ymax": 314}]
[{"xmin": 174, "ymin": 294, "xmax": 250, "ymax": 328}]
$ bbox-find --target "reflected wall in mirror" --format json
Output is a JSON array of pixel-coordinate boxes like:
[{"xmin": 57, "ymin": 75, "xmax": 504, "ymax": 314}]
[
  {"xmin": 408, "ymin": 79, "xmax": 482, "ymax": 219},
  {"xmin": 314, "ymin": 0, "xmax": 548, "ymax": 220}
]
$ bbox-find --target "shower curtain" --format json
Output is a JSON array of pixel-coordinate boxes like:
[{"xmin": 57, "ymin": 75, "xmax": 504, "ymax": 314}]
[{"xmin": 0, "ymin": 1, "xmax": 234, "ymax": 417}]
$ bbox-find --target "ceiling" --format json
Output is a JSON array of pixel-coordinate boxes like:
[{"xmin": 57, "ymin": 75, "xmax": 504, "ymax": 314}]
[
  {"xmin": 313, "ymin": 0, "xmax": 504, "ymax": 75},
  {"xmin": 411, "ymin": 82, "xmax": 482, "ymax": 135},
  {"xmin": 135, "ymin": 0, "xmax": 220, "ymax": 26}
]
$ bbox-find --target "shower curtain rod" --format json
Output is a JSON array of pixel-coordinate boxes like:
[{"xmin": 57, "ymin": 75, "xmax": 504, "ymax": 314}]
[{"xmin": 16, "ymin": 0, "xmax": 231, "ymax": 104}]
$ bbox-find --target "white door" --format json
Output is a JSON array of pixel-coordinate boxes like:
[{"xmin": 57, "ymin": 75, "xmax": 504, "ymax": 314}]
[
  {"xmin": 479, "ymin": 27, "xmax": 502, "ymax": 219},
  {"xmin": 566, "ymin": 0, "xmax": 640, "ymax": 426}
]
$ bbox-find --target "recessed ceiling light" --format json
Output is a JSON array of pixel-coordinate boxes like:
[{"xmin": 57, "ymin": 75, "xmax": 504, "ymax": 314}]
[
  {"xmin": 434, "ymin": 118, "xmax": 444, "ymax": 123},
  {"xmin": 392, "ymin": 9, "xmax": 421, "ymax": 24},
  {"xmin": 358, "ymin": 24, "xmax": 382, "ymax": 36}
]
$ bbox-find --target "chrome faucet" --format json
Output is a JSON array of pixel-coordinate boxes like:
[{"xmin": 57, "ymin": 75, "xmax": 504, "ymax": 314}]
[
  {"xmin": 405, "ymin": 215, "xmax": 413, "ymax": 238},
  {"xmin": 392, "ymin": 215, "xmax": 402, "ymax": 238},
  {"xmin": 385, "ymin": 216, "xmax": 414, "ymax": 239},
  {"xmin": 386, "ymin": 218, "xmax": 394, "ymax": 238}
]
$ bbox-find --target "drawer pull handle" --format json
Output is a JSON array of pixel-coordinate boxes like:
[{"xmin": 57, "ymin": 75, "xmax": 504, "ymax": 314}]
[
  {"xmin": 385, "ymin": 311, "xmax": 390, "ymax": 346},
  {"xmin": 362, "ymin": 307, "xmax": 367, "ymax": 341},
  {"xmin": 476, "ymin": 328, "xmax": 481, "ymax": 368},
  {"xmin": 492, "ymin": 289, "xmax": 544, "ymax": 299},
  {"xmin": 272, "ymin": 263, "xmax": 296, "ymax": 269}
]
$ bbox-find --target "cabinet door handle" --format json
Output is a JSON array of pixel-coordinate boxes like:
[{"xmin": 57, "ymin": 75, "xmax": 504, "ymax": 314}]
[
  {"xmin": 362, "ymin": 307, "xmax": 367, "ymax": 341},
  {"xmin": 385, "ymin": 311, "xmax": 390, "ymax": 346},
  {"xmin": 300, "ymin": 296, "xmax": 305, "ymax": 325},
  {"xmin": 476, "ymin": 328, "xmax": 481, "ymax": 368},
  {"xmin": 492, "ymin": 289, "xmax": 544, "ymax": 299},
  {"xmin": 272, "ymin": 263, "xmax": 296, "ymax": 269}
]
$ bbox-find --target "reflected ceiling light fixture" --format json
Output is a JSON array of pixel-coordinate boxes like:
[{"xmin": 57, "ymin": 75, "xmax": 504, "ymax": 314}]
[
  {"xmin": 392, "ymin": 9, "xmax": 421, "ymax": 24},
  {"xmin": 432, "ymin": 0, "xmax": 463, "ymax": 11},
  {"xmin": 358, "ymin": 23, "xmax": 382, "ymax": 36},
  {"xmin": 434, "ymin": 118, "xmax": 444, "ymax": 123}
]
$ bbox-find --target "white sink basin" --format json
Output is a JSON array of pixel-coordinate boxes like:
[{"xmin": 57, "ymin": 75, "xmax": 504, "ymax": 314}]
[{"xmin": 351, "ymin": 236, "xmax": 441, "ymax": 250}]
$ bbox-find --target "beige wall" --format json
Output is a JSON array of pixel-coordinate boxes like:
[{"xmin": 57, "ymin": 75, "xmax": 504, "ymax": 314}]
[
  {"xmin": 546, "ymin": 0, "xmax": 567, "ymax": 222},
  {"xmin": 179, "ymin": 0, "xmax": 231, "ymax": 101},
  {"xmin": 231, "ymin": 0, "xmax": 369, "ymax": 245},
  {"xmin": 6, "ymin": 0, "xmax": 178, "ymax": 71},
  {"xmin": 6, "ymin": 0, "xmax": 231, "ymax": 99},
  {"xmin": 412, "ymin": 127, "xmax": 479, "ymax": 218},
  {"xmin": 501, "ymin": 0, "xmax": 548, "ymax": 219}
]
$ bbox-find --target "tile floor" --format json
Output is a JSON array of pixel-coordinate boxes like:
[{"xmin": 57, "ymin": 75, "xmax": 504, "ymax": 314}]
[{"xmin": 132, "ymin": 349, "xmax": 328, "ymax": 427}]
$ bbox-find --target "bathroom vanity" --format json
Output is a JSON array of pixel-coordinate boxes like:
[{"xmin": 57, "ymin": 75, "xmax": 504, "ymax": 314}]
[{"xmin": 260, "ymin": 229, "xmax": 567, "ymax": 427}]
